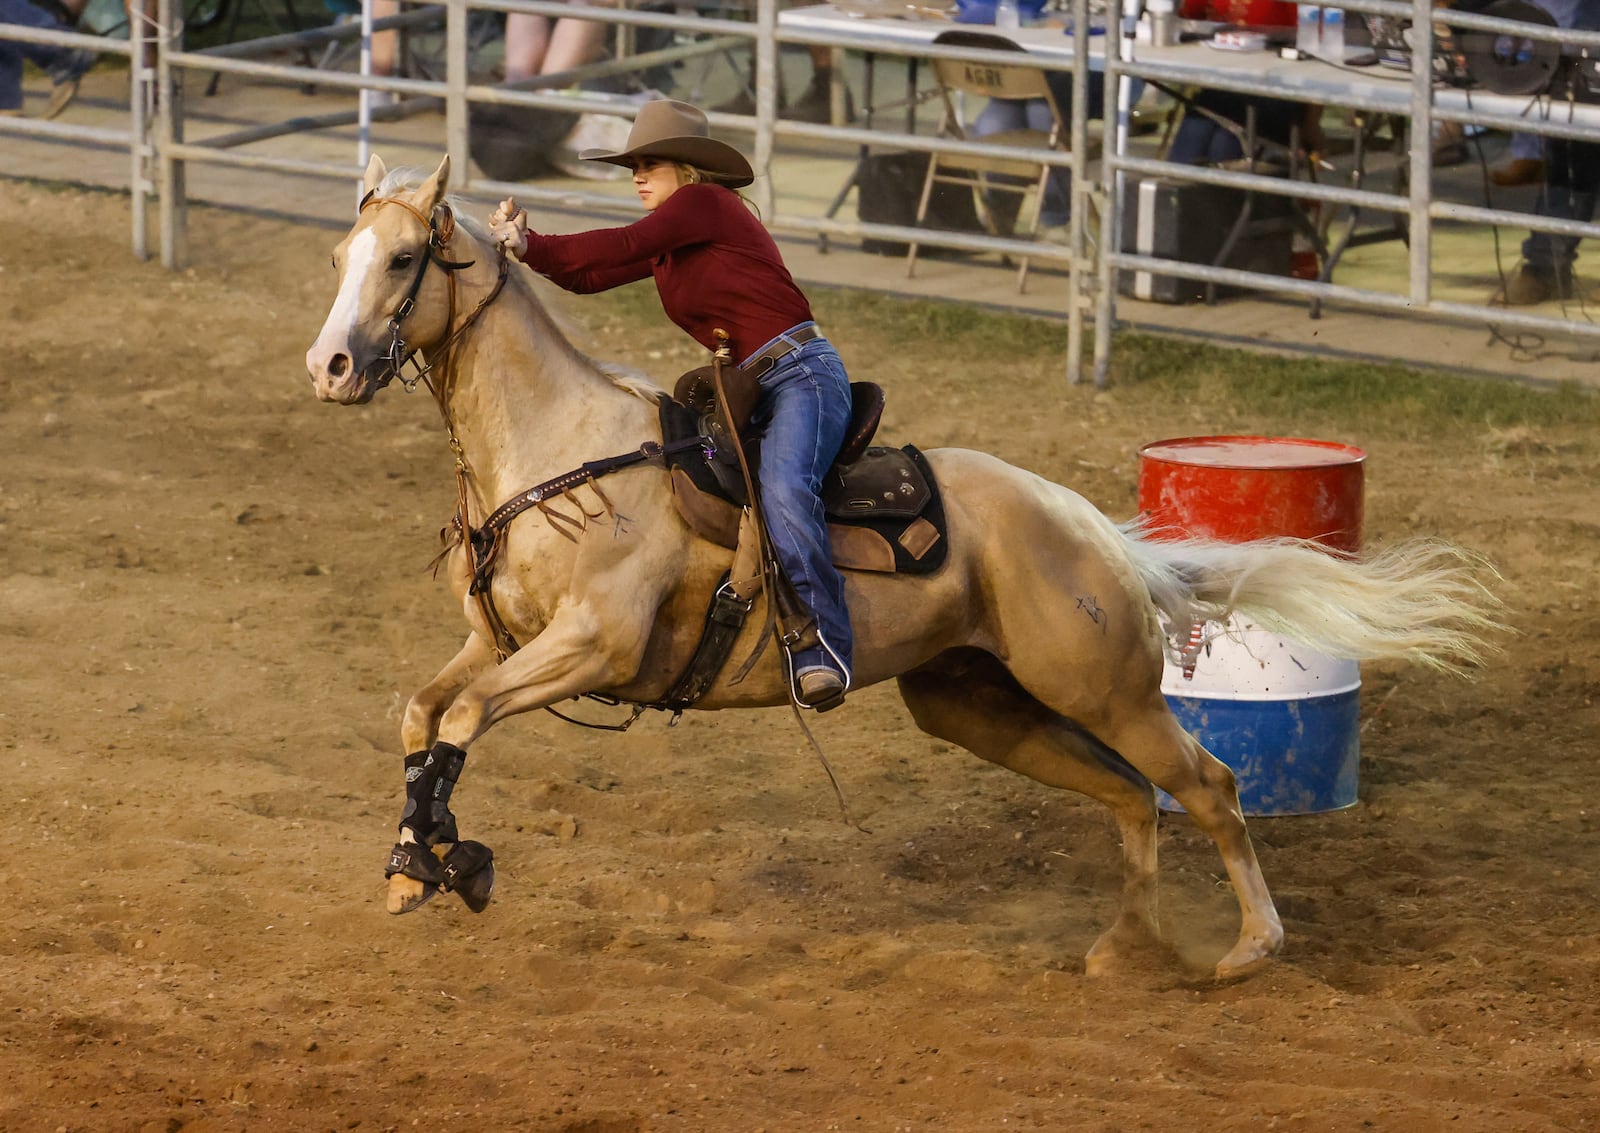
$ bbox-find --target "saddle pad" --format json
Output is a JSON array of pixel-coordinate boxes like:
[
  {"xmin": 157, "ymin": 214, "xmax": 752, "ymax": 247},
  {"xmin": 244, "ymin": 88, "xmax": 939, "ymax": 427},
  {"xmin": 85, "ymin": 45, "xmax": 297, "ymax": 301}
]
[{"xmin": 658, "ymin": 397, "xmax": 948, "ymax": 575}]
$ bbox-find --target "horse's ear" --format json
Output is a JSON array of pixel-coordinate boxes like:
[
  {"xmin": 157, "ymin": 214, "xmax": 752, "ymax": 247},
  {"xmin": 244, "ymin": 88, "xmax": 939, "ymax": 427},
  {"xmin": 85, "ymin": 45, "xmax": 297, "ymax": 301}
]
[
  {"xmin": 362, "ymin": 153, "xmax": 387, "ymax": 203},
  {"xmin": 412, "ymin": 154, "xmax": 451, "ymax": 212}
]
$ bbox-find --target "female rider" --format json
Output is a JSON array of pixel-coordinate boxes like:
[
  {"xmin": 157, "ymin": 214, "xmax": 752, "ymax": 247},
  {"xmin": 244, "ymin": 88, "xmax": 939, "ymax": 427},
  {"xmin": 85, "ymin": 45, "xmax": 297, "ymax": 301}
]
[{"xmin": 488, "ymin": 98, "xmax": 853, "ymax": 711}]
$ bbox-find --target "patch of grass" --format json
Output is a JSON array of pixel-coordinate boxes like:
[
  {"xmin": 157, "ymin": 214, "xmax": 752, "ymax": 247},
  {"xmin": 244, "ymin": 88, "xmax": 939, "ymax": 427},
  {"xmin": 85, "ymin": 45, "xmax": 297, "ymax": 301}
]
[
  {"xmin": 817, "ymin": 289, "xmax": 1069, "ymax": 363},
  {"xmin": 1111, "ymin": 332, "xmax": 1600, "ymax": 440},
  {"xmin": 581, "ymin": 281, "xmax": 1598, "ymax": 450}
]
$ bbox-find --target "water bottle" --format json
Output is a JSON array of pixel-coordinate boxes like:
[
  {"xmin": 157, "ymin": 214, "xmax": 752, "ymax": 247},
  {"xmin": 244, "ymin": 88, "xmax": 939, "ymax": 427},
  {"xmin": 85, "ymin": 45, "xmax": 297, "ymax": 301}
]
[
  {"xmin": 995, "ymin": 0, "xmax": 1021, "ymax": 29},
  {"xmin": 1296, "ymin": 4, "xmax": 1321, "ymax": 56},
  {"xmin": 1319, "ymin": 5, "xmax": 1346, "ymax": 62},
  {"xmin": 1145, "ymin": 0, "xmax": 1176, "ymax": 46}
]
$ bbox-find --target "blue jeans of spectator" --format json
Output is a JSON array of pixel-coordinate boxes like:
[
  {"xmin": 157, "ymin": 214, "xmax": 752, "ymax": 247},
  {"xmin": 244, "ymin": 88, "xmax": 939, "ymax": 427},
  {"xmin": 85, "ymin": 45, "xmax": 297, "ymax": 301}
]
[
  {"xmin": 1168, "ymin": 91, "xmax": 1303, "ymax": 166},
  {"xmin": 0, "ymin": 0, "xmax": 80, "ymax": 112},
  {"xmin": 1520, "ymin": 1, "xmax": 1599, "ymax": 280},
  {"xmin": 972, "ymin": 73, "xmax": 1137, "ymax": 227},
  {"xmin": 745, "ymin": 324, "xmax": 854, "ymax": 684},
  {"xmin": 1521, "ymin": 137, "xmax": 1600, "ymax": 281}
]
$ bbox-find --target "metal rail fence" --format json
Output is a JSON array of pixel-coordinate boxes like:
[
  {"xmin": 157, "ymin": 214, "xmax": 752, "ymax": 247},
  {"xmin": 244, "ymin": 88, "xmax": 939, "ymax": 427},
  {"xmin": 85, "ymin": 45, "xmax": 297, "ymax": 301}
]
[
  {"xmin": 1090, "ymin": 0, "xmax": 1600, "ymax": 385},
  {"xmin": 1, "ymin": 13, "xmax": 153, "ymax": 255},
  {"xmin": 6, "ymin": 0, "xmax": 1599, "ymax": 385},
  {"xmin": 142, "ymin": 0, "xmax": 1113, "ymax": 383}
]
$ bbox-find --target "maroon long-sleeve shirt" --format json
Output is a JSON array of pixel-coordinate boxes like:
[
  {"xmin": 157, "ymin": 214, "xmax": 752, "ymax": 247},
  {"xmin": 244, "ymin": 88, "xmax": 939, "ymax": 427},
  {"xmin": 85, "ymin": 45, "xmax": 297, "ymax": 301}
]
[{"xmin": 516, "ymin": 183, "xmax": 814, "ymax": 366}]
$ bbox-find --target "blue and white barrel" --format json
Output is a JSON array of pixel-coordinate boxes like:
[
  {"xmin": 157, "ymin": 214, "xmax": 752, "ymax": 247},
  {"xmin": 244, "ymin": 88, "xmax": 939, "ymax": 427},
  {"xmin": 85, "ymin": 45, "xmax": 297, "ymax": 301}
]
[
  {"xmin": 1138, "ymin": 436, "xmax": 1367, "ymax": 816},
  {"xmin": 1157, "ymin": 618, "xmax": 1361, "ymax": 815}
]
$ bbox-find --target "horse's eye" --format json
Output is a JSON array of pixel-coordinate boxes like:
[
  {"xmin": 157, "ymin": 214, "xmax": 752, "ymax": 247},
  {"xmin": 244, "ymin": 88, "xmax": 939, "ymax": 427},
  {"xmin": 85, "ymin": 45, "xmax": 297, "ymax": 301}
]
[{"xmin": 390, "ymin": 253, "xmax": 414, "ymax": 271}]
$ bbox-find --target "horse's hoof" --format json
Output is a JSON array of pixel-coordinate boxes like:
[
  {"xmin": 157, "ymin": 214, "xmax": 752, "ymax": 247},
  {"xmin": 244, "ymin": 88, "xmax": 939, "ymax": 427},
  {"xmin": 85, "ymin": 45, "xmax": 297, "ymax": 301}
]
[
  {"xmin": 454, "ymin": 858, "xmax": 494, "ymax": 913},
  {"xmin": 386, "ymin": 873, "xmax": 437, "ymax": 914},
  {"xmin": 384, "ymin": 840, "xmax": 444, "ymax": 914},
  {"xmin": 1213, "ymin": 938, "xmax": 1279, "ymax": 981},
  {"xmin": 440, "ymin": 840, "xmax": 495, "ymax": 914}
]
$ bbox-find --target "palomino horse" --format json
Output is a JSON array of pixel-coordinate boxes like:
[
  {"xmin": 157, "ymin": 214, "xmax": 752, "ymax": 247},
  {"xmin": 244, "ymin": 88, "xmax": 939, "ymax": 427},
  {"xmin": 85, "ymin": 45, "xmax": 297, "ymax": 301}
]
[{"xmin": 305, "ymin": 155, "xmax": 1499, "ymax": 979}]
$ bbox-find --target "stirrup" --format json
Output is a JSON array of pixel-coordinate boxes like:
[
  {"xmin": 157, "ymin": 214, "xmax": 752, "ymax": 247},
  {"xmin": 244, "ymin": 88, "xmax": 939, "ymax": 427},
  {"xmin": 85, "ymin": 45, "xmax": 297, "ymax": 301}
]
[{"xmin": 796, "ymin": 668, "xmax": 847, "ymax": 713}]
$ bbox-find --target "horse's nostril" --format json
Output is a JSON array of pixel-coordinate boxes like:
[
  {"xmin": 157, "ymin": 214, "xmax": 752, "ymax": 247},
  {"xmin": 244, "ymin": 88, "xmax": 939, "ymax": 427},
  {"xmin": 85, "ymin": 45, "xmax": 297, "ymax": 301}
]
[{"xmin": 330, "ymin": 353, "xmax": 351, "ymax": 379}]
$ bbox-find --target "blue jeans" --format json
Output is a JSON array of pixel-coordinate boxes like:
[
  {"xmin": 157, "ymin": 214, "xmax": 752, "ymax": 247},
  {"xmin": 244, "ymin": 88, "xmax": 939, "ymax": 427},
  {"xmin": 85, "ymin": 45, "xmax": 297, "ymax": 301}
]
[
  {"xmin": 1168, "ymin": 91, "xmax": 1305, "ymax": 166},
  {"xmin": 1521, "ymin": 2, "xmax": 1600, "ymax": 279},
  {"xmin": 0, "ymin": 0, "xmax": 81, "ymax": 112},
  {"xmin": 972, "ymin": 74, "xmax": 1136, "ymax": 228},
  {"xmin": 1521, "ymin": 138, "xmax": 1600, "ymax": 280},
  {"xmin": 744, "ymin": 324, "xmax": 854, "ymax": 684}
]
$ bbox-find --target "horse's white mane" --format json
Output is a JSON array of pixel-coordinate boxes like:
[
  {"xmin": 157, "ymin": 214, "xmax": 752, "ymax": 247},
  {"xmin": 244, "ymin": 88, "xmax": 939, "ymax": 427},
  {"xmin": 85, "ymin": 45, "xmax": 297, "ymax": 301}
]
[{"xmin": 373, "ymin": 168, "xmax": 664, "ymax": 408}]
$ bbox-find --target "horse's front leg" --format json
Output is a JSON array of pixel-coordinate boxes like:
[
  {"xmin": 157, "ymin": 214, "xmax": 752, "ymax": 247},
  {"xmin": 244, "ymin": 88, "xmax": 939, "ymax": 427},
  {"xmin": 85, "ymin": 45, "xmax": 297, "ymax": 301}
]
[
  {"xmin": 382, "ymin": 633, "xmax": 500, "ymax": 914},
  {"xmin": 399, "ymin": 632, "xmax": 500, "ymax": 755},
  {"xmin": 386, "ymin": 604, "xmax": 649, "ymax": 915}
]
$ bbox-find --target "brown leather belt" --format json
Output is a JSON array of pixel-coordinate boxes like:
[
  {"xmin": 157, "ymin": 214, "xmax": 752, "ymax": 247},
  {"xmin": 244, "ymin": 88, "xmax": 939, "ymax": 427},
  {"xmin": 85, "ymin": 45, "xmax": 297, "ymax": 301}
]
[{"xmin": 740, "ymin": 324, "xmax": 823, "ymax": 373}]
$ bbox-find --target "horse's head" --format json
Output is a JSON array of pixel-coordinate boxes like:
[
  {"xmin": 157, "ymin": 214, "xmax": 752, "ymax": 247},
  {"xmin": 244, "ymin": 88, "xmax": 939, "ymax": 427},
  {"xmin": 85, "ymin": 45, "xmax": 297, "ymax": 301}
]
[{"xmin": 306, "ymin": 153, "xmax": 477, "ymax": 404}]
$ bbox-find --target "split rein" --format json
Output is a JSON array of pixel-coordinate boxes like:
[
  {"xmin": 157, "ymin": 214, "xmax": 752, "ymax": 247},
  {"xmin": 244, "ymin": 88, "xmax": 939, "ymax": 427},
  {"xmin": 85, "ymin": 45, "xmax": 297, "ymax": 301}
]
[
  {"xmin": 360, "ymin": 195, "xmax": 857, "ymax": 819},
  {"xmin": 360, "ymin": 191, "xmax": 709, "ymax": 731}
]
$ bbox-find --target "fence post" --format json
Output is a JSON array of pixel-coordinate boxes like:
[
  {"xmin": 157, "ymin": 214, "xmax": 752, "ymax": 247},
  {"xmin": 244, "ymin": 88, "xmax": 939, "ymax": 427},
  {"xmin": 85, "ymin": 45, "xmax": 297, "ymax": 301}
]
[
  {"xmin": 447, "ymin": 0, "xmax": 470, "ymax": 194},
  {"xmin": 131, "ymin": 5, "xmax": 151, "ymax": 260},
  {"xmin": 157, "ymin": 0, "xmax": 188, "ymax": 270},
  {"xmin": 753, "ymin": 0, "xmax": 777, "ymax": 220},
  {"xmin": 1065, "ymin": 0, "xmax": 1090, "ymax": 387},
  {"xmin": 1408, "ymin": 0, "xmax": 1434, "ymax": 309},
  {"xmin": 1091, "ymin": 0, "xmax": 1129, "ymax": 389}
]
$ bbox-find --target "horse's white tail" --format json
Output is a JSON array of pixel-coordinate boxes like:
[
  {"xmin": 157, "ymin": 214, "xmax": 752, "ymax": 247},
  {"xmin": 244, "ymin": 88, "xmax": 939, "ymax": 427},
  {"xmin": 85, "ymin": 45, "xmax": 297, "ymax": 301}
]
[{"xmin": 1122, "ymin": 528, "xmax": 1507, "ymax": 674}]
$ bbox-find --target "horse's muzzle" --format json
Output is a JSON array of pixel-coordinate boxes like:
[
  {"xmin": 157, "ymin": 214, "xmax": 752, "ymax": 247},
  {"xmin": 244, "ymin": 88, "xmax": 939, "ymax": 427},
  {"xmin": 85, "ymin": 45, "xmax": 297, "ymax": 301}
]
[{"xmin": 306, "ymin": 348, "xmax": 382, "ymax": 404}]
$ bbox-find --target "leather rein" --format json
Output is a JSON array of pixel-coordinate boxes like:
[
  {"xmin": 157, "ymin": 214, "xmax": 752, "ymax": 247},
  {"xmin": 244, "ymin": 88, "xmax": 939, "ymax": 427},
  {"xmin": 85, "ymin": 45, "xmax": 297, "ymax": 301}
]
[
  {"xmin": 360, "ymin": 191, "xmax": 518, "ymax": 660},
  {"xmin": 360, "ymin": 192, "xmax": 713, "ymax": 725}
]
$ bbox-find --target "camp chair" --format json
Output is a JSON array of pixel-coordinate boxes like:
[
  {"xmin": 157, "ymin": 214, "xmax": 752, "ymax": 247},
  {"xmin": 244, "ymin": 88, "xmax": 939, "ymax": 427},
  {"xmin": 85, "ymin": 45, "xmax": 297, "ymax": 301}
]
[{"xmin": 907, "ymin": 29, "xmax": 1080, "ymax": 293}]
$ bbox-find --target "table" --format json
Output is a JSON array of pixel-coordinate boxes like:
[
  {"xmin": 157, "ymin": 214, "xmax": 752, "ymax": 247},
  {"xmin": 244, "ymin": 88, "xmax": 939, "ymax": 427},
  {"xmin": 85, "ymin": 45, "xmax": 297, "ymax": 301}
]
[
  {"xmin": 780, "ymin": 3, "xmax": 1108, "ymax": 65},
  {"xmin": 1128, "ymin": 34, "xmax": 1600, "ymax": 134},
  {"xmin": 778, "ymin": 4, "xmax": 1107, "ymax": 237}
]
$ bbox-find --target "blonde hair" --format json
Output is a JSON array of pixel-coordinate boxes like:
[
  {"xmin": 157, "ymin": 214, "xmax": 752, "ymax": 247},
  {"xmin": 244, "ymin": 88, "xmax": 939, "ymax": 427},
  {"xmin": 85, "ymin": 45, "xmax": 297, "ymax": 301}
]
[{"xmin": 673, "ymin": 162, "xmax": 760, "ymax": 217}]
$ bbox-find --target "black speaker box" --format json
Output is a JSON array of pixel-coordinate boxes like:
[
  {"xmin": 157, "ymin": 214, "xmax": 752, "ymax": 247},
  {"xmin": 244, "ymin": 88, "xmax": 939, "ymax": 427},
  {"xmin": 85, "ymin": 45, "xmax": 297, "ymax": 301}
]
[{"xmin": 1118, "ymin": 176, "xmax": 1297, "ymax": 305}]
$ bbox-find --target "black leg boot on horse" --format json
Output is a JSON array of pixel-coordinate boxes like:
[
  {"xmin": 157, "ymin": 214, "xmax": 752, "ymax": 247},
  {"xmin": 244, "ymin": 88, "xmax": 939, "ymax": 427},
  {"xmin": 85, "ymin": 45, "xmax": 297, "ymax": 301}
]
[{"xmin": 384, "ymin": 741, "xmax": 496, "ymax": 913}]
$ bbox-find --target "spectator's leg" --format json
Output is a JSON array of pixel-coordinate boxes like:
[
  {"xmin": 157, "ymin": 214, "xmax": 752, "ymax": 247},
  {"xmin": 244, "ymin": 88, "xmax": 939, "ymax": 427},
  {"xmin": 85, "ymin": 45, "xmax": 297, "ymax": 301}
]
[
  {"xmin": 371, "ymin": 0, "xmax": 398, "ymax": 77},
  {"xmin": 0, "ymin": 0, "xmax": 95, "ymax": 116},
  {"xmin": 1, "ymin": 40, "xmax": 22, "ymax": 114},
  {"xmin": 1492, "ymin": 130, "xmax": 1546, "ymax": 187},
  {"xmin": 539, "ymin": 5, "xmax": 606, "ymax": 77},
  {"xmin": 503, "ymin": 10, "xmax": 552, "ymax": 81},
  {"xmin": 1167, "ymin": 90, "xmax": 1254, "ymax": 166},
  {"xmin": 787, "ymin": 43, "xmax": 849, "ymax": 124},
  {"xmin": 1504, "ymin": 137, "xmax": 1600, "ymax": 303},
  {"xmin": 969, "ymin": 97, "xmax": 1034, "ymax": 235}
]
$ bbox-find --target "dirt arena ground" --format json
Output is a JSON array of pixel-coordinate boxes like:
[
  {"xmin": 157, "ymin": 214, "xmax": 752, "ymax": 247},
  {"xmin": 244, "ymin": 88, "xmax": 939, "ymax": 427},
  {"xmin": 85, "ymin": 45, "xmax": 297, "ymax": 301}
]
[{"xmin": 4, "ymin": 180, "xmax": 1599, "ymax": 1132}]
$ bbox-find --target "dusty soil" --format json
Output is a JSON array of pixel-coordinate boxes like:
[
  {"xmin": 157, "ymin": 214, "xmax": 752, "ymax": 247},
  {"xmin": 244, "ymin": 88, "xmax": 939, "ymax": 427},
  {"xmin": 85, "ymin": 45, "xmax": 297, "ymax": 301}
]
[{"xmin": 4, "ymin": 180, "xmax": 1598, "ymax": 1133}]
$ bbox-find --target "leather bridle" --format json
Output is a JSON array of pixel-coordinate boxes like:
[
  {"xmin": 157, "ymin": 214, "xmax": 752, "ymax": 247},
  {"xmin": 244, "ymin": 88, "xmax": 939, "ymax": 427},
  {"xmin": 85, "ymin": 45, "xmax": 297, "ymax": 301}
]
[
  {"xmin": 356, "ymin": 190, "xmax": 517, "ymax": 659},
  {"xmin": 356, "ymin": 190, "xmax": 507, "ymax": 395}
]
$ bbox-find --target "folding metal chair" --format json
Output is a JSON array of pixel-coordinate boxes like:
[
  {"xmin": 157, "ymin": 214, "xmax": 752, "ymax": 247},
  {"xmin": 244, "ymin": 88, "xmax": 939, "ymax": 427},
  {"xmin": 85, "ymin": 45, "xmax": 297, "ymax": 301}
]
[{"xmin": 907, "ymin": 29, "xmax": 1078, "ymax": 293}]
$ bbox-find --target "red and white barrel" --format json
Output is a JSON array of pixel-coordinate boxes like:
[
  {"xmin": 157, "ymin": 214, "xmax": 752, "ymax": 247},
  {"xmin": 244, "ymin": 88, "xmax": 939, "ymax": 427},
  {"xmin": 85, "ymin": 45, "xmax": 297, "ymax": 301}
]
[{"xmin": 1137, "ymin": 435, "xmax": 1366, "ymax": 815}]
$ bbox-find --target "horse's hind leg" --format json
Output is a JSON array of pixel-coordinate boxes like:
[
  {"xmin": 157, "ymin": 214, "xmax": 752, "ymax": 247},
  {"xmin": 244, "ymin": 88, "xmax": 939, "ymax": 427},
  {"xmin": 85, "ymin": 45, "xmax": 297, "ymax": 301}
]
[
  {"xmin": 1061, "ymin": 693, "xmax": 1283, "ymax": 980},
  {"xmin": 897, "ymin": 650, "xmax": 1164, "ymax": 978}
]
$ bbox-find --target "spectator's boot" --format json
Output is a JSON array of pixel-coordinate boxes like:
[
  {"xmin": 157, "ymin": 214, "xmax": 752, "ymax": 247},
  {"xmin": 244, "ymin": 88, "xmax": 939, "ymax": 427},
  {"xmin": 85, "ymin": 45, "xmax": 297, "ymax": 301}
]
[
  {"xmin": 43, "ymin": 47, "xmax": 94, "ymax": 120},
  {"xmin": 1492, "ymin": 265, "xmax": 1576, "ymax": 306},
  {"xmin": 784, "ymin": 71, "xmax": 852, "ymax": 125},
  {"xmin": 1490, "ymin": 158, "xmax": 1546, "ymax": 188}
]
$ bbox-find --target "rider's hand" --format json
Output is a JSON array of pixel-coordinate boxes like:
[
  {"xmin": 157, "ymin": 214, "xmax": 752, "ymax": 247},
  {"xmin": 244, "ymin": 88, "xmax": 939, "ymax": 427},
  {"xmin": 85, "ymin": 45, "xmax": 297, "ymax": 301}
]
[{"xmin": 489, "ymin": 197, "xmax": 528, "ymax": 256}]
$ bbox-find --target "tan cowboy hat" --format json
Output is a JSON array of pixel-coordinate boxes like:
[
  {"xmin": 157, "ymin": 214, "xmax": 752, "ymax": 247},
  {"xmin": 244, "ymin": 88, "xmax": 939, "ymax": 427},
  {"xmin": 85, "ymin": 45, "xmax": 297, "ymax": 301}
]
[{"xmin": 580, "ymin": 99, "xmax": 754, "ymax": 188}]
